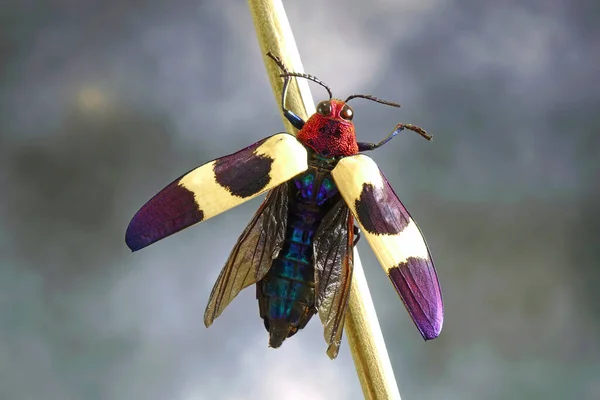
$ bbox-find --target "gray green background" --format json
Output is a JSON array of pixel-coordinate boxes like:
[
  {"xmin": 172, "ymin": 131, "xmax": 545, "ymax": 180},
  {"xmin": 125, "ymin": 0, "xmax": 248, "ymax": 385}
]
[{"xmin": 1, "ymin": 0, "xmax": 599, "ymax": 399}]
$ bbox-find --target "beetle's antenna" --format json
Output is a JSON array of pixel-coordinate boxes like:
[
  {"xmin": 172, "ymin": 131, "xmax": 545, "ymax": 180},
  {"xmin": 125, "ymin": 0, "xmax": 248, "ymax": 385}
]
[
  {"xmin": 345, "ymin": 94, "xmax": 401, "ymax": 108},
  {"xmin": 266, "ymin": 51, "xmax": 291, "ymax": 75},
  {"xmin": 266, "ymin": 52, "xmax": 333, "ymax": 99},
  {"xmin": 279, "ymin": 72, "xmax": 333, "ymax": 99}
]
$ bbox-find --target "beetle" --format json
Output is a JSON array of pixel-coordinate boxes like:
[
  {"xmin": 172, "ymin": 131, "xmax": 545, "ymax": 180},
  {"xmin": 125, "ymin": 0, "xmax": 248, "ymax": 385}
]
[{"xmin": 125, "ymin": 52, "xmax": 443, "ymax": 359}]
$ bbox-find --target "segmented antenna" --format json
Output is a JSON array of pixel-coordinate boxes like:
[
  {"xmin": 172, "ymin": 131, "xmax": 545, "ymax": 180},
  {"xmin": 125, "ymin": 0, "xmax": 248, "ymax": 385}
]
[
  {"xmin": 266, "ymin": 51, "xmax": 291, "ymax": 75},
  {"xmin": 279, "ymin": 72, "xmax": 333, "ymax": 99},
  {"xmin": 266, "ymin": 52, "xmax": 333, "ymax": 99},
  {"xmin": 344, "ymin": 94, "xmax": 401, "ymax": 108}
]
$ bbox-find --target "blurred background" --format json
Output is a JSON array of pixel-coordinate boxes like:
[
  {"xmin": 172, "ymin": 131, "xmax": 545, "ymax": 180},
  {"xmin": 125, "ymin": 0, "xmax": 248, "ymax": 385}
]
[{"xmin": 1, "ymin": 0, "xmax": 599, "ymax": 399}]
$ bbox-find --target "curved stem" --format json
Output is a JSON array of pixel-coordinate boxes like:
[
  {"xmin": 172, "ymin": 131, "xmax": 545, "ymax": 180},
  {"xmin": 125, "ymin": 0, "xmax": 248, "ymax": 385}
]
[{"xmin": 247, "ymin": 1, "xmax": 402, "ymax": 399}]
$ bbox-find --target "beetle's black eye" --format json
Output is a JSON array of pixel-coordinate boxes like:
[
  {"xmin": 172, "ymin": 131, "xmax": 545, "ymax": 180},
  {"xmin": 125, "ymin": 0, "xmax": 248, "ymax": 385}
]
[
  {"xmin": 316, "ymin": 101, "xmax": 332, "ymax": 116},
  {"xmin": 340, "ymin": 104, "xmax": 354, "ymax": 121}
]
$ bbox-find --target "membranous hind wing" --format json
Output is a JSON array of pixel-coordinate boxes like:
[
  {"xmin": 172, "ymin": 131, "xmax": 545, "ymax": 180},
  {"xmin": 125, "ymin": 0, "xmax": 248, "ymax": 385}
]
[
  {"xmin": 313, "ymin": 199, "xmax": 354, "ymax": 359},
  {"xmin": 125, "ymin": 133, "xmax": 307, "ymax": 251},
  {"xmin": 204, "ymin": 183, "xmax": 289, "ymax": 327},
  {"xmin": 331, "ymin": 155, "xmax": 443, "ymax": 340}
]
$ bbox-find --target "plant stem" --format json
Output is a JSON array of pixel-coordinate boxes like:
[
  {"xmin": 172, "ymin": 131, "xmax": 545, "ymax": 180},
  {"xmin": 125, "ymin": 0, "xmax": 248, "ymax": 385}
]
[{"xmin": 247, "ymin": 1, "xmax": 402, "ymax": 398}]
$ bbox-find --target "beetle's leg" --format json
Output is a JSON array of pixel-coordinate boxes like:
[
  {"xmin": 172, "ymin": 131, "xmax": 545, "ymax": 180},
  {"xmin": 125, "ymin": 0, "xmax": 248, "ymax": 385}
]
[
  {"xmin": 353, "ymin": 225, "xmax": 361, "ymax": 247},
  {"xmin": 358, "ymin": 123, "xmax": 431, "ymax": 152},
  {"xmin": 266, "ymin": 52, "xmax": 305, "ymax": 130}
]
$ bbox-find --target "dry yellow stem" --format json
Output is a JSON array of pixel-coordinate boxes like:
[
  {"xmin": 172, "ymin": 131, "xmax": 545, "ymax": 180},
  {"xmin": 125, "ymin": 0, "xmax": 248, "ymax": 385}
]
[{"xmin": 247, "ymin": 0, "xmax": 402, "ymax": 398}]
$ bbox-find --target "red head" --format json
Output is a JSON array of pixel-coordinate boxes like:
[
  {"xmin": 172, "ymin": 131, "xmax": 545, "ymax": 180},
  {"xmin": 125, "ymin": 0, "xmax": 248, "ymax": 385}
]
[{"xmin": 297, "ymin": 99, "xmax": 358, "ymax": 157}]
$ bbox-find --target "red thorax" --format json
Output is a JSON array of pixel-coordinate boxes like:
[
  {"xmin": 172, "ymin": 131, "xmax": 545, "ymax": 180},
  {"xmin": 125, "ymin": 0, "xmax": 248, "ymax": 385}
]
[{"xmin": 297, "ymin": 99, "xmax": 359, "ymax": 157}]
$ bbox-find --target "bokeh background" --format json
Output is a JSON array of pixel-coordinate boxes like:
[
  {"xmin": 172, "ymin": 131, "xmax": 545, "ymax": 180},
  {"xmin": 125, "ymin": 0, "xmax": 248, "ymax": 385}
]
[{"xmin": 1, "ymin": 0, "xmax": 599, "ymax": 399}]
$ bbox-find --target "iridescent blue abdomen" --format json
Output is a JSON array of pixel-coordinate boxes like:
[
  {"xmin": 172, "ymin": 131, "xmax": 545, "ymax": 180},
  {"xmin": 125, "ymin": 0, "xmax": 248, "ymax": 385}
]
[{"xmin": 257, "ymin": 156, "xmax": 339, "ymax": 348}]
